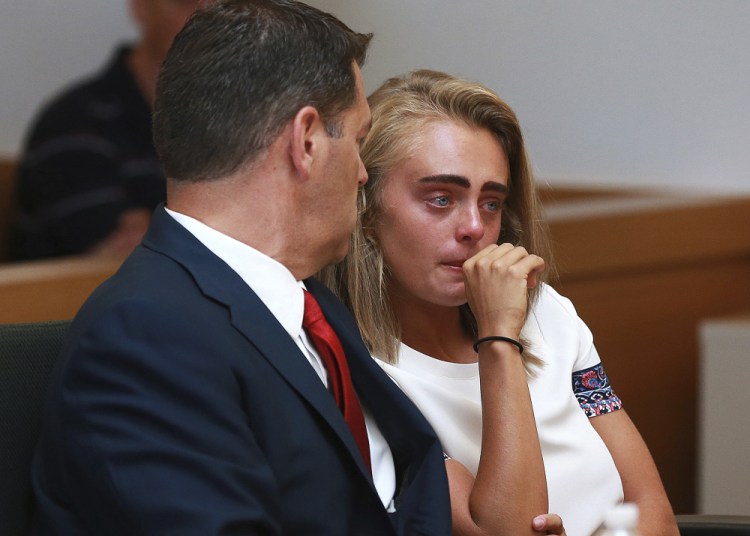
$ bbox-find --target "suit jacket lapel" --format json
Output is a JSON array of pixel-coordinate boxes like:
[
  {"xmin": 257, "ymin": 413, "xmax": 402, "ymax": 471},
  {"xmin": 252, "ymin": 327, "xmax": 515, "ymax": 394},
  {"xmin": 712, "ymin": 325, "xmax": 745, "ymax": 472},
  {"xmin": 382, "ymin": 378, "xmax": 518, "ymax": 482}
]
[
  {"xmin": 305, "ymin": 279, "xmax": 439, "ymax": 486},
  {"xmin": 225, "ymin": 300, "xmax": 372, "ymax": 481},
  {"xmin": 142, "ymin": 207, "xmax": 374, "ymax": 482}
]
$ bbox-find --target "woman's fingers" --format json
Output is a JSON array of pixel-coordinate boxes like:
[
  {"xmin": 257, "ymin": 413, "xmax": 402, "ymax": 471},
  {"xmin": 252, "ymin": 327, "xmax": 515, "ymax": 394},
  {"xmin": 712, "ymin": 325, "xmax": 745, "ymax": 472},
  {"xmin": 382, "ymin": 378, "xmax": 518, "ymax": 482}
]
[
  {"xmin": 463, "ymin": 242, "xmax": 520, "ymax": 271},
  {"xmin": 464, "ymin": 243, "xmax": 544, "ymax": 283},
  {"xmin": 462, "ymin": 243, "xmax": 545, "ymax": 337},
  {"xmin": 532, "ymin": 513, "xmax": 566, "ymax": 535},
  {"xmin": 463, "ymin": 243, "xmax": 545, "ymax": 291}
]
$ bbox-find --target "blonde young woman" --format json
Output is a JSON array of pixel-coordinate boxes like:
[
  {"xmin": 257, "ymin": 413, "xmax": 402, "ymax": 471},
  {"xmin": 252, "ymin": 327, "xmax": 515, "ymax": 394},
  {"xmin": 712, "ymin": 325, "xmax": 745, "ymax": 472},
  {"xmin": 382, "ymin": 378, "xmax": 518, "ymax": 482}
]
[{"xmin": 322, "ymin": 70, "xmax": 678, "ymax": 536}]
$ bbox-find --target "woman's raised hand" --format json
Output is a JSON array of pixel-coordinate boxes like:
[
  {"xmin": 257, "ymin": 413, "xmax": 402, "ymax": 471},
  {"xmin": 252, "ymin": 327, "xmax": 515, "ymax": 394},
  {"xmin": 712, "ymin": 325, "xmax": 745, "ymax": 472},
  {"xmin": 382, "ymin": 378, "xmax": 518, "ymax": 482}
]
[{"xmin": 462, "ymin": 243, "xmax": 545, "ymax": 339}]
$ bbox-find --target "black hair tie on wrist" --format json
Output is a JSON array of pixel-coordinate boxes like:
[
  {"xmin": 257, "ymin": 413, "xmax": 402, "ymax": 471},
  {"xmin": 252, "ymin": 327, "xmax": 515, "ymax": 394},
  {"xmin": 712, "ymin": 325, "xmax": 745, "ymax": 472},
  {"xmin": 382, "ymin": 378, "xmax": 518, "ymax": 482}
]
[{"xmin": 473, "ymin": 336, "xmax": 524, "ymax": 354}]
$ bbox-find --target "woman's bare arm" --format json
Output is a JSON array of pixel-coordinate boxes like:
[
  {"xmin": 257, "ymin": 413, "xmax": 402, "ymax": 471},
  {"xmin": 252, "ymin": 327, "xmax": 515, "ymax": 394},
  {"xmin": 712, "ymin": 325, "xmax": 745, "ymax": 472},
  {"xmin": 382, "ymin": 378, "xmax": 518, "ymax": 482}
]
[
  {"xmin": 591, "ymin": 410, "xmax": 678, "ymax": 536},
  {"xmin": 451, "ymin": 244, "xmax": 550, "ymax": 536}
]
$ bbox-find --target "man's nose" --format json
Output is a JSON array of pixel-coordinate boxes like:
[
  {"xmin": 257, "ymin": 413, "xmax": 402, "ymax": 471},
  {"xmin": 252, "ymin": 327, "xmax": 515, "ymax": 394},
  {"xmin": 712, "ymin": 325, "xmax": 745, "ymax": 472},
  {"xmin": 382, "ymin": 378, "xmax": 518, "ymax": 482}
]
[{"xmin": 357, "ymin": 158, "xmax": 368, "ymax": 186}]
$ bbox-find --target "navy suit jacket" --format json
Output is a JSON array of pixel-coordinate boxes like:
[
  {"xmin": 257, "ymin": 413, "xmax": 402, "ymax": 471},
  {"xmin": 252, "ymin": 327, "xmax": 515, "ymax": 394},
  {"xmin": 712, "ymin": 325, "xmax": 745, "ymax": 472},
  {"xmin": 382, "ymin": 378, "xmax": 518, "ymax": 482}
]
[{"xmin": 32, "ymin": 207, "xmax": 451, "ymax": 535}]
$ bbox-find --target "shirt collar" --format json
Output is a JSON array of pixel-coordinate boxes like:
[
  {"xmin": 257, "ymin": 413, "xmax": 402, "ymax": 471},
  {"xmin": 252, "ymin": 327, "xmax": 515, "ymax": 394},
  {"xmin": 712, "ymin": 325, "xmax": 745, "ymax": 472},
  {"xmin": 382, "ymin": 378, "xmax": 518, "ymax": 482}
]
[{"xmin": 165, "ymin": 207, "xmax": 305, "ymax": 338}]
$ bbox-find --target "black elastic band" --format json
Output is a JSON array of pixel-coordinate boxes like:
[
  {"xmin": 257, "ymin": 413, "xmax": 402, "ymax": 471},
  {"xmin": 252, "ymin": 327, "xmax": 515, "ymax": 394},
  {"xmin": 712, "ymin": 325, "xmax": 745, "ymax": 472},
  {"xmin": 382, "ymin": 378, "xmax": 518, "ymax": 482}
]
[{"xmin": 473, "ymin": 336, "xmax": 524, "ymax": 354}]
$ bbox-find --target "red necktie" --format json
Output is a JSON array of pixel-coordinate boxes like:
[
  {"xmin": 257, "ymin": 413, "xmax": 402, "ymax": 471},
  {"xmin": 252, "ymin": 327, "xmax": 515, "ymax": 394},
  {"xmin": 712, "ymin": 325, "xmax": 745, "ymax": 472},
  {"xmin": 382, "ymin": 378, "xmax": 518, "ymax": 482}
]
[{"xmin": 302, "ymin": 290, "xmax": 371, "ymax": 474}]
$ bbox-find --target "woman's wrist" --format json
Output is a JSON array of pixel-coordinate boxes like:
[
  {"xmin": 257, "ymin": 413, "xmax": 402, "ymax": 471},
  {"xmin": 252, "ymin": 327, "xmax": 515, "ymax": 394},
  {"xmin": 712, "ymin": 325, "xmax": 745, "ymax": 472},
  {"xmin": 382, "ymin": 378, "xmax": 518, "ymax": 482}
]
[{"xmin": 473, "ymin": 335, "xmax": 524, "ymax": 354}]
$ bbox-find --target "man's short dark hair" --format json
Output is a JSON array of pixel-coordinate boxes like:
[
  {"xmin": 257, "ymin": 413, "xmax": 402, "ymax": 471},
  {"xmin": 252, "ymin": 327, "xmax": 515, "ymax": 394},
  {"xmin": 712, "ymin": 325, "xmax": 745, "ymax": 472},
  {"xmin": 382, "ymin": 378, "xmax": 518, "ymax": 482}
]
[{"xmin": 153, "ymin": 0, "xmax": 372, "ymax": 182}]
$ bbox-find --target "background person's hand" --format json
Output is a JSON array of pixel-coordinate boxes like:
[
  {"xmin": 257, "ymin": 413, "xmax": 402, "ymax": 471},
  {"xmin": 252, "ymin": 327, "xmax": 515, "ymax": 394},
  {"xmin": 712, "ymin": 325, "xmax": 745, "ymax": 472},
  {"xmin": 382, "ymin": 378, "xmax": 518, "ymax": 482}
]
[{"xmin": 90, "ymin": 208, "xmax": 151, "ymax": 258}]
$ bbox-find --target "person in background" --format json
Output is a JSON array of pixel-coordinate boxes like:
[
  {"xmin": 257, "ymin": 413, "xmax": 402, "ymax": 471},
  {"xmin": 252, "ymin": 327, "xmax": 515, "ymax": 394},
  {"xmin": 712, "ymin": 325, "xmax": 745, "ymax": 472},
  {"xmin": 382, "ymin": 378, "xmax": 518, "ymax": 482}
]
[
  {"xmin": 322, "ymin": 69, "xmax": 678, "ymax": 536},
  {"xmin": 31, "ymin": 2, "xmax": 455, "ymax": 534},
  {"xmin": 10, "ymin": 0, "xmax": 205, "ymax": 260}
]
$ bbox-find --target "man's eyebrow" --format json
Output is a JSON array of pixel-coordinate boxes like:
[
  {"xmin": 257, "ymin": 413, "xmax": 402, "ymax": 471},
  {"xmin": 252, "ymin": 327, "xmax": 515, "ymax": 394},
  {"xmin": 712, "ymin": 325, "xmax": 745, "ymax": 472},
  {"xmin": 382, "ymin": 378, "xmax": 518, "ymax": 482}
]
[{"xmin": 417, "ymin": 174, "xmax": 508, "ymax": 194}]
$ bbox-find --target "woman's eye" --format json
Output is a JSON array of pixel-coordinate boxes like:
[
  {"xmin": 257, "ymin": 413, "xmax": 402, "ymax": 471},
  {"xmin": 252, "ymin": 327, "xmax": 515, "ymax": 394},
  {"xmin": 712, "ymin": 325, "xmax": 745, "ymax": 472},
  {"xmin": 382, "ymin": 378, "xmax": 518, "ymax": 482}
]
[{"xmin": 483, "ymin": 197, "xmax": 506, "ymax": 213}]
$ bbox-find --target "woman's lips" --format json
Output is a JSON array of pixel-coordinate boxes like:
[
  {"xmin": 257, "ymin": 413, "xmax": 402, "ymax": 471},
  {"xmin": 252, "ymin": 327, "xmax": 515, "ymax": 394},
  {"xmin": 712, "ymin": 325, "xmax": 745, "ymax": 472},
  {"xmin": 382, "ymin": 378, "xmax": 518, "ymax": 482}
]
[{"xmin": 443, "ymin": 260, "xmax": 466, "ymax": 270}]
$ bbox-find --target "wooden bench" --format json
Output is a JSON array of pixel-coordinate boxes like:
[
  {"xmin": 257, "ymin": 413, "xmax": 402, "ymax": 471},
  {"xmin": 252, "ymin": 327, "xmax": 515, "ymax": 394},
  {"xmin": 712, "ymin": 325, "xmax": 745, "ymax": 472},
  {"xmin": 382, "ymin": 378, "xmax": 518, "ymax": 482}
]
[
  {"xmin": 0, "ymin": 158, "xmax": 16, "ymax": 261},
  {"xmin": 0, "ymin": 255, "xmax": 122, "ymax": 323},
  {"xmin": 546, "ymin": 191, "xmax": 750, "ymax": 514}
]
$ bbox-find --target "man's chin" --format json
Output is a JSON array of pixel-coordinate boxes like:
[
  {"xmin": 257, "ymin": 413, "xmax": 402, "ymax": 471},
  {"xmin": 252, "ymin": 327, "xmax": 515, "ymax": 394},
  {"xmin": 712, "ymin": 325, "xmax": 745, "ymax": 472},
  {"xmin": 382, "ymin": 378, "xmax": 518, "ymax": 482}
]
[
  {"xmin": 321, "ymin": 240, "xmax": 351, "ymax": 269},
  {"xmin": 332, "ymin": 244, "xmax": 350, "ymax": 265}
]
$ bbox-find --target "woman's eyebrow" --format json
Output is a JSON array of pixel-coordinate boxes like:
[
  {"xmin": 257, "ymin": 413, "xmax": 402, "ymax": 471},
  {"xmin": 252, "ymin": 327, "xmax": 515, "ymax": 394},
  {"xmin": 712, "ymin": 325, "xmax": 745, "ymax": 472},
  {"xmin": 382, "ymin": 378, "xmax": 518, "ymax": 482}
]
[
  {"xmin": 417, "ymin": 175, "xmax": 508, "ymax": 194},
  {"xmin": 481, "ymin": 181, "xmax": 509, "ymax": 194},
  {"xmin": 417, "ymin": 174, "xmax": 471, "ymax": 188}
]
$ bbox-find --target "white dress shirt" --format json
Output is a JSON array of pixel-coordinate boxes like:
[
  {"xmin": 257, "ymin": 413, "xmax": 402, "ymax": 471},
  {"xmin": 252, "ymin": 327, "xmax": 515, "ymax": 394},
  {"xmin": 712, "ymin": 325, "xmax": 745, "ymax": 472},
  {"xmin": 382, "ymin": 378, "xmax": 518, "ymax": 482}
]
[{"xmin": 165, "ymin": 208, "xmax": 396, "ymax": 510}]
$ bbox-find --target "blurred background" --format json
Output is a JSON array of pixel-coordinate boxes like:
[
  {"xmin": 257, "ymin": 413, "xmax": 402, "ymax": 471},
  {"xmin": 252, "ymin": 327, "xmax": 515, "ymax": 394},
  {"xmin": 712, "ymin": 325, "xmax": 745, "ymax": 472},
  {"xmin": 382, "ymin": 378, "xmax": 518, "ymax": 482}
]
[
  {"xmin": 1, "ymin": 0, "xmax": 748, "ymax": 516},
  {"xmin": 2, "ymin": 0, "xmax": 749, "ymax": 193}
]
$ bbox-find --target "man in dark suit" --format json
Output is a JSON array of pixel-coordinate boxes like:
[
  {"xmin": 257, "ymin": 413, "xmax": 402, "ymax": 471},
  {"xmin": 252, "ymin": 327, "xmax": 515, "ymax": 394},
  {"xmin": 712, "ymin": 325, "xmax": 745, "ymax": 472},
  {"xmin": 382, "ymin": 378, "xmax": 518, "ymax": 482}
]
[{"xmin": 30, "ymin": 1, "xmax": 451, "ymax": 534}]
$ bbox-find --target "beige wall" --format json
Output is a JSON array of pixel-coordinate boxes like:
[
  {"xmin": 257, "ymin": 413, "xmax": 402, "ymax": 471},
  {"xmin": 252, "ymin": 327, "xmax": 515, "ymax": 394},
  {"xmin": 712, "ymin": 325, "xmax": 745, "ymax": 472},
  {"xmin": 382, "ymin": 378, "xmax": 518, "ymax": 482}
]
[
  {"xmin": 4, "ymin": 1, "xmax": 750, "ymax": 193},
  {"xmin": 307, "ymin": 0, "xmax": 750, "ymax": 194},
  {"xmin": 698, "ymin": 316, "xmax": 750, "ymax": 515},
  {"xmin": 0, "ymin": 2, "xmax": 134, "ymax": 157}
]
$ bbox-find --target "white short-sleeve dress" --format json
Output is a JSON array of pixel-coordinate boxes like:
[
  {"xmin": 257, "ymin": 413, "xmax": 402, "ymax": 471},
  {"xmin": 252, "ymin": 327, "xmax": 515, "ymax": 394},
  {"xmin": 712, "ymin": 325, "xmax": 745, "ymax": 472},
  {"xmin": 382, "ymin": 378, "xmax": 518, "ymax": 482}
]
[{"xmin": 377, "ymin": 284, "xmax": 624, "ymax": 536}]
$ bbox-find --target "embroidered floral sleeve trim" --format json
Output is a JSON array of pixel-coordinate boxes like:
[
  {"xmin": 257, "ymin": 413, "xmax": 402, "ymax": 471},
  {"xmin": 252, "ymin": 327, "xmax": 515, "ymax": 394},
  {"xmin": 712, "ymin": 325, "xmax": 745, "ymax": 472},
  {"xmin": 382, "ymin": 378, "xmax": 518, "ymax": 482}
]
[{"xmin": 572, "ymin": 363, "xmax": 623, "ymax": 417}]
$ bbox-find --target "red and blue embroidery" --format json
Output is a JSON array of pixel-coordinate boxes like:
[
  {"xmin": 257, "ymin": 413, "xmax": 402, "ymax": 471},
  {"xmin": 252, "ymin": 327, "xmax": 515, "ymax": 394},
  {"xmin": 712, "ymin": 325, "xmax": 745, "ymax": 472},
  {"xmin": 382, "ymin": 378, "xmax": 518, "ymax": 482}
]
[{"xmin": 572, "ymin": 363, "xmax": 622, "ymax": 417}]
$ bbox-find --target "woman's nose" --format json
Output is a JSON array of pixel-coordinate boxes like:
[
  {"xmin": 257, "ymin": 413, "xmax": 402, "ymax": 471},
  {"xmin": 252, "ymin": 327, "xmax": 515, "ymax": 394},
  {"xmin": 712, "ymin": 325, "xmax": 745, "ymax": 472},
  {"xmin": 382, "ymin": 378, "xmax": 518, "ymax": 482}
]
[{"xmin": 457, "ymin": 205, "xmax": 484, "ymax": 242}]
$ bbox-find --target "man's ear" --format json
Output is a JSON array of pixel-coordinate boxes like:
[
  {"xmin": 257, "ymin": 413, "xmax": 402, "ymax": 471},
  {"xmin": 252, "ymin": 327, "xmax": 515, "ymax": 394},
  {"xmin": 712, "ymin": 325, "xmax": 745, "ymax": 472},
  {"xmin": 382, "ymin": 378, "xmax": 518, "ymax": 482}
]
[
  {"xmin": 290, "ymin": 105, "xmax": 326, "ymax": 182},
  {"xmin": 129, "ymin": 0, "xmax": 145, "ymax": 24}
]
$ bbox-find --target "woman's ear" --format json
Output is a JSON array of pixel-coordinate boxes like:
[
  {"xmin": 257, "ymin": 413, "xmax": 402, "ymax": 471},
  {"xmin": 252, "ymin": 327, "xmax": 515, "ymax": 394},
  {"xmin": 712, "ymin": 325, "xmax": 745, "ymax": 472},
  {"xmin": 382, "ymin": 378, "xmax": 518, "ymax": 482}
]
[{"xmin": 290, "ymin": 105, "xmax": 325, "ymax": 182}]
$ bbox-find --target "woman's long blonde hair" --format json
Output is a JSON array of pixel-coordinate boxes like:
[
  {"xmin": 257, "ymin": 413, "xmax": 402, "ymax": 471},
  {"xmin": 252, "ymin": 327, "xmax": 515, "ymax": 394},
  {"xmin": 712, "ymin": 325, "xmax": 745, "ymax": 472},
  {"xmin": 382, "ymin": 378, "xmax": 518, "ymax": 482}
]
[{"xmin": 320, "ymin": 69, "xmax": 554, "ymax": 369}]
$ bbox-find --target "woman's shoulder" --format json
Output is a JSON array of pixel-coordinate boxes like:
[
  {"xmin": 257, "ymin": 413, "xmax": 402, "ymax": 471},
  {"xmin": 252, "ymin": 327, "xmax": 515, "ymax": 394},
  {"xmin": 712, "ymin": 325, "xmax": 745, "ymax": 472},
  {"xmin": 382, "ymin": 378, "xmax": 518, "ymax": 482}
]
[
  {"xmin": 532, "ymin": 283, "xmax": 580, "ymax": 322},
  {"xmin": 527, "ymin": 284, "xmax": 600, "ymax": 373}
]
